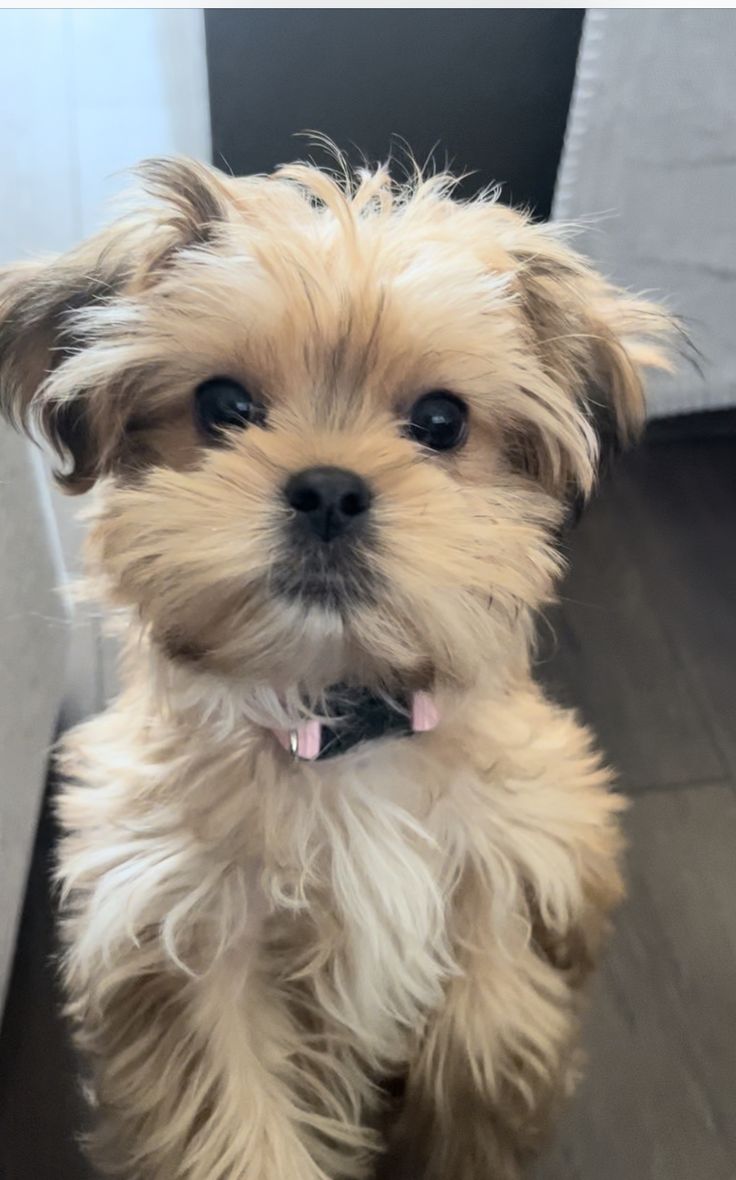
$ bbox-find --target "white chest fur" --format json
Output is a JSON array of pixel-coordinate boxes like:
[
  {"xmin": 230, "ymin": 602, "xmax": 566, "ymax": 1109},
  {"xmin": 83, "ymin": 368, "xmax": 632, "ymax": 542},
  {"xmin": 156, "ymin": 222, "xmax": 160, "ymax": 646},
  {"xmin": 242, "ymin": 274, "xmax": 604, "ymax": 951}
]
[{"xmin": 255, "ymin": 740, "xmax": 462, "ymax": 1064}]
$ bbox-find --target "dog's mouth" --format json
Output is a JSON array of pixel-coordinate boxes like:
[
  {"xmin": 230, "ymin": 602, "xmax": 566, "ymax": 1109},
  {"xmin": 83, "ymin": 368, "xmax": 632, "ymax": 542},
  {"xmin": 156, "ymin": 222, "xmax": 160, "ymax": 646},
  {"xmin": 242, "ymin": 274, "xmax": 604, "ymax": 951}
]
[
  {"xmin": 271, "ymin": 540, "xmax": 379, "ymax": 611},
  {"xmin": 156, "ymin": 529, "xmax": 443, "ymax": 699}
]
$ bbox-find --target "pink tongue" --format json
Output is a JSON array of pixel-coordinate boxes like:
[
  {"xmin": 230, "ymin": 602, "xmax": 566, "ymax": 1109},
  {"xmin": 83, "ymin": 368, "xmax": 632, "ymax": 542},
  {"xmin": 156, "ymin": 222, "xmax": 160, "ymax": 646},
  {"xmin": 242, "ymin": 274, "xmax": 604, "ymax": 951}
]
[{"xmin": 274, "ymin": 692, "xmax": 440, "ymax": 759}]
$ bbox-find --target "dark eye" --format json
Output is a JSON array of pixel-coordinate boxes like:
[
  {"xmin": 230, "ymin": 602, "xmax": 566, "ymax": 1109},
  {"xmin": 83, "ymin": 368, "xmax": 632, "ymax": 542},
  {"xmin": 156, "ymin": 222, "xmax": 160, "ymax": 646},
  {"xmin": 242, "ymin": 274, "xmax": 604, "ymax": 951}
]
[
  {"xmin": 195, "ymin": 377, "xmax": 266, "ymax": 441},
  {"xmin": 406, "ymin": 391, "xmax": 468, "ymax": 452}
]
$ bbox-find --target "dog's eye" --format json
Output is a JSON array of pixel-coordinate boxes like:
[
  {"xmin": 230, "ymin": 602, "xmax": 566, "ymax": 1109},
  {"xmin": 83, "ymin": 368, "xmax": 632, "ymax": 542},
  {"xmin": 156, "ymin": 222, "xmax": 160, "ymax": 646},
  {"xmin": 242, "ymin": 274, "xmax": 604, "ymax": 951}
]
[
  {"xmin": 407, "ymin": 392, "xmax": 468, "ymax": 452},
  {"xmin": 195, "ymin": 377, "xmax": 266, "ymax": 441}
]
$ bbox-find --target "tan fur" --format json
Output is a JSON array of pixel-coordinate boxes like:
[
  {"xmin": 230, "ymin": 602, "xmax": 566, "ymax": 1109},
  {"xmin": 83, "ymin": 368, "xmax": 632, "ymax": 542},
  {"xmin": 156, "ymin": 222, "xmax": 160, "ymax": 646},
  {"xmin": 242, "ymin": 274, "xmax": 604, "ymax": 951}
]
[{"xmin": 0, "ymin": 154, "xmax": 672, "ymax": 1179}]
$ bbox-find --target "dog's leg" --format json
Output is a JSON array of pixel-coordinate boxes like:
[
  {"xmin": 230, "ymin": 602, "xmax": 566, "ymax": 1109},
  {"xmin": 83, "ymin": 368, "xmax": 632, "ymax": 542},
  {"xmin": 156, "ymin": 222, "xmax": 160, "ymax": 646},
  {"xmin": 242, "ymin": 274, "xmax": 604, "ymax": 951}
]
[
  {"xmin": 382, "ymin": 853, "xmax": 621, "ymax": 1180},
  {"xmin": 67, "ymin": 939, "xmax": 374, "ymax": 1180}
]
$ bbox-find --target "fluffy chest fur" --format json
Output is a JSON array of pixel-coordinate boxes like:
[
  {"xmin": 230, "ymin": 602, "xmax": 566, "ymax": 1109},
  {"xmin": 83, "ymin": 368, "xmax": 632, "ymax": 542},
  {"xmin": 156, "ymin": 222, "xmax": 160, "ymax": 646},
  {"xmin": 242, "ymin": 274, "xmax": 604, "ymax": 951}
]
[
  {"xmin": 60, "ymin": 709, "xmax": 460, "ymax": 1051},
  {"xmin": 57, "ymin": 681, "xmax": 618, "ymax": 1073},
  {"xmin": 52, "ymin": 672, "xmax": 625, "ymax": 1180}
]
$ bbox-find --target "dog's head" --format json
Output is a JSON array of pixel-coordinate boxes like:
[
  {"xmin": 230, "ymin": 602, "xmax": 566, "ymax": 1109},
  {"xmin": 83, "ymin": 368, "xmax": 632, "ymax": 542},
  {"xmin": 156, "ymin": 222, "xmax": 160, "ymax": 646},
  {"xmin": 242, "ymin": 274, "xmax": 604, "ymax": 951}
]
[{"xmin": 0, "ymin": 158, "xmax": 672, "ymax": 707}]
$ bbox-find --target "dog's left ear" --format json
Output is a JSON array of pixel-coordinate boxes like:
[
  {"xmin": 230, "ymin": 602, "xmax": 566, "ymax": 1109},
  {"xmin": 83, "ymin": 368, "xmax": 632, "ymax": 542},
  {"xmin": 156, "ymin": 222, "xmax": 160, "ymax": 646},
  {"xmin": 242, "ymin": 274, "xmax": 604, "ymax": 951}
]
[{"xmin": 505, "ymin": 223, "xmax": 674, "ymax": 519}]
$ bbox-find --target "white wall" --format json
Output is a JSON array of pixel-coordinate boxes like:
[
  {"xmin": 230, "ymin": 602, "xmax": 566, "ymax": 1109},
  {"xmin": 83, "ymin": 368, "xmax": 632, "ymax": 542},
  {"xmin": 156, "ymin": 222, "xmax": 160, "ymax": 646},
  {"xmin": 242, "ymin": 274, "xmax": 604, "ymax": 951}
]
[{"xmin": 0, "ymin": 9, "xmax": 211, "ymax": 1007}]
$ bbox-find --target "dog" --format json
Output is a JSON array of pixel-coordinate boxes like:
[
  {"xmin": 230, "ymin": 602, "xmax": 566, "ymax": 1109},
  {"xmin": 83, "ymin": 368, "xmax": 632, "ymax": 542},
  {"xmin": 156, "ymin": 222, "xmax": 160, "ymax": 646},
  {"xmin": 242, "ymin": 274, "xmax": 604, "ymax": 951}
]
[{"xmin": 0, "ymin": 155, "xmax": 672, "ymax": 1180}]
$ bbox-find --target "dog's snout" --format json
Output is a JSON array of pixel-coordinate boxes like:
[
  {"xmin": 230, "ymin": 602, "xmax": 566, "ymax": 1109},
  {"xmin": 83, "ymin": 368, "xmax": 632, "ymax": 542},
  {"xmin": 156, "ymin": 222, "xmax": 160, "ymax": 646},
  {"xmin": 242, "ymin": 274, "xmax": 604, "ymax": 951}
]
[{"xmin": 285, "ymin": 466, "xmax": 372, "ymax": 543}]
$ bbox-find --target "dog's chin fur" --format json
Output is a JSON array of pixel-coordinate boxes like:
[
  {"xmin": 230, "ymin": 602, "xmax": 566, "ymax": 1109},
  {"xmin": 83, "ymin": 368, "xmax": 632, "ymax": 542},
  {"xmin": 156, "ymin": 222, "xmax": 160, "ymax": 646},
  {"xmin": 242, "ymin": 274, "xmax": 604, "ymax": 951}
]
[{"xmin": 0, "ymin": 154, "xmax": 674, "ymax": 1179}]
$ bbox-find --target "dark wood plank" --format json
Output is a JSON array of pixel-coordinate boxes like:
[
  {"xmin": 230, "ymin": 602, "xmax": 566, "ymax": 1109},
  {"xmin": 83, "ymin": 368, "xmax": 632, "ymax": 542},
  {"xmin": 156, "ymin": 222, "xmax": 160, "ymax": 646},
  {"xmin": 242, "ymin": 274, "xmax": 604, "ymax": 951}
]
[
  {"xmin": 539, "ymin": 449, "xmax": 728, "ymax": 792},
  {"xmin": 615, "ymin": 437, "xmax": 736, "ymax": 779},
  {"xmin": 0, "ymin": 785, "xmax": 94, "ymax": 1180},
  {"xmin": 535, "ymin": 783, "xmax": 736, "ymax": 1180}
]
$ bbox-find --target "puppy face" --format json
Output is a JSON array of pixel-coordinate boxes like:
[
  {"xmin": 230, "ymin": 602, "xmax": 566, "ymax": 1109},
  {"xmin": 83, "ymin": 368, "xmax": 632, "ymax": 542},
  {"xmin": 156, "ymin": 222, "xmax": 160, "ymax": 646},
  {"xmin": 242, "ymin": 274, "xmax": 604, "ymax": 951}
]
[{"xmin": 0, "ymin": 159, "xmax": 671, "ymax": 704}]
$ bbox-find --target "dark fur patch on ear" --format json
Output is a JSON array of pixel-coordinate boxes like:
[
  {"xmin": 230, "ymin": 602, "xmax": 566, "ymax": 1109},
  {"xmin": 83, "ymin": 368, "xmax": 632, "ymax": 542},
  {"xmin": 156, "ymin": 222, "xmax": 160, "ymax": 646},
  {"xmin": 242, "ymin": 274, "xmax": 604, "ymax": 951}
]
[
  {"xmin": 585, "ymin": 384, "xmax": 623, "ymax": 476},
  {"xmin": 53, "ymin": 265, "xmax": 128, "ymax": 338},
  {"xmin": 508, "ymin": 384, "xmax": 628, "ymax": 532},
  {"xmin": 0, "ymin": 263, "xmax": 128, "ymax": 422},
  {"xmin": 507, "ymin": 424, "xmax": 584, "ymax": 533},
  {"xmin": 563, "ymin": 390, "xmax": 628, "ymax": 530},
  {"xmin": 0, "ymin": 260, "xmax": 130, "ymax": 491},
  {"xmin": 505, "ymin": 423, "xmax": 546, "ymax": 484},
  {"xmin": 40, "ymin": 396, "xmax": 98, "ymax": 493},
  {"xmin": 157, "ymin": 627, "xmax": 207, "ymax": 666},
  {"xmin": 138, "ymin": 157, "xmax": 228, "ymax": 254},
  {"xmin": 517, "ymin": 270, "xmax": 598, "ymax": 427}
]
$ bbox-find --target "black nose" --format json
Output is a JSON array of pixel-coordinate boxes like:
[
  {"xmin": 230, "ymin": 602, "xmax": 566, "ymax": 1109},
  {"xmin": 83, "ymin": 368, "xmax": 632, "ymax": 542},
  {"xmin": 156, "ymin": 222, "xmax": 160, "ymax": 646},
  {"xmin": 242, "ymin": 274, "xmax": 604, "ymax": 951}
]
[{"xmin": 285, "ymin": 466, "xmax": 372, "ymax": 542}]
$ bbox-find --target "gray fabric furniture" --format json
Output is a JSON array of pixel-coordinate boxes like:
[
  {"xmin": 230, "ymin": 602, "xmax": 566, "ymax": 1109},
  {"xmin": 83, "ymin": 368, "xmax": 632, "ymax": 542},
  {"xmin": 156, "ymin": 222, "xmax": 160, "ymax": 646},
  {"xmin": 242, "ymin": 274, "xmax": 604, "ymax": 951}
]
[{"xmin": 555, "ymin": 9, "xmax": 736, "ymax": 417}]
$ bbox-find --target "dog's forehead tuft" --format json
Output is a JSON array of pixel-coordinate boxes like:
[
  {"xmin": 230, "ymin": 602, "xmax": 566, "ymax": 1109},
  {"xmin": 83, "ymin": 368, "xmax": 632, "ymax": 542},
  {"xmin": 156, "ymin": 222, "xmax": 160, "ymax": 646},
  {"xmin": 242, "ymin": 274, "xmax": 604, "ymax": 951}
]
[
  {"xmin": 195, "ymin": 175, "xmax": 520, "ymax": 345},
  {"xmin": 221, "ymin": 164, "xmax": 517, "ymax": 275}
]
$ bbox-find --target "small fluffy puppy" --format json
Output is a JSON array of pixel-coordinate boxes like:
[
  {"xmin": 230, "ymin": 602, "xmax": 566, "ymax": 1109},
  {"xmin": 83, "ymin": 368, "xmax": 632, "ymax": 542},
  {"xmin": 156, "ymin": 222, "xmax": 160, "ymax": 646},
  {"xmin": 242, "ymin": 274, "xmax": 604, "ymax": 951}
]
[{"xmin": 0, "ymin": 157, "xmax": 672, "ymax": 1180}]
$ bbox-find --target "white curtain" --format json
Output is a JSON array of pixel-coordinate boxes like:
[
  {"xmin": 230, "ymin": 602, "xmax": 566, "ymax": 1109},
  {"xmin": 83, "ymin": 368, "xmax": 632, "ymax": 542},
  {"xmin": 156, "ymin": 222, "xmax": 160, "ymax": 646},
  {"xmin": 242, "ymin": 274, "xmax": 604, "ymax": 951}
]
[{"xmin": 0, "ymin": 9, "xmax": 211, "ymax": 1007}]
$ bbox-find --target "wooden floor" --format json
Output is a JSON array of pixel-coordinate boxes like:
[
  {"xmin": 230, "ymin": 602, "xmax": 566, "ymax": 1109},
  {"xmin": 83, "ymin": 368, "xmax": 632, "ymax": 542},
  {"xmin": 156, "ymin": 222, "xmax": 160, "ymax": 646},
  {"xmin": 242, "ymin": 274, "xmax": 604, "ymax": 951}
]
[
  {"xmin": 534, "ymin": 422, "xmax": 736, "ymax": 1180},
  {"xmin": 1, "ymin": 420, "xmax": 735, "ymax": 1180}
]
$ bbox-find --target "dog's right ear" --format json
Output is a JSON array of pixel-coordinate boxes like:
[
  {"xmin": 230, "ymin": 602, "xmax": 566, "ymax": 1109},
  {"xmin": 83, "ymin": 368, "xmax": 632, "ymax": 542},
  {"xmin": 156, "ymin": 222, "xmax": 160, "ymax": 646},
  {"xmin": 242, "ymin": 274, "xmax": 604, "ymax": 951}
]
[
  {"xmin": 0, "ymin": 157, "xmax": 231, "ymax": 492},
  {"xmin": 0, "ymin": 247, "xmax": 135, "ymax": 492}
]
